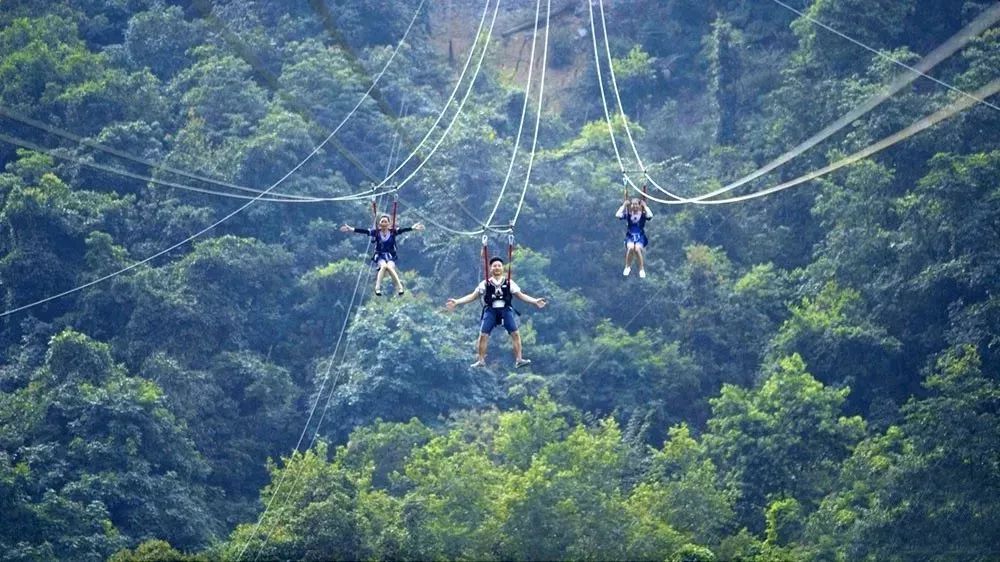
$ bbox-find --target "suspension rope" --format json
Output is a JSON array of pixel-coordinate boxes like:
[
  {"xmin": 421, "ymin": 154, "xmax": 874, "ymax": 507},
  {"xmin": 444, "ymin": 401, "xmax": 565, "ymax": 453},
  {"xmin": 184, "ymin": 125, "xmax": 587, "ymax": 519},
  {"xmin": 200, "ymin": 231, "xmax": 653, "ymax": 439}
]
[
  {"xmin": 509, "ymin": 0, "xmax": 551, "ymax": 228},
  {"xmin": 366, "ymin": 0, "xmax": 526, "ymax": 238},
  {"xmin": 0, "ymin": 0, "xmax": 431, "ymax": 204},
  {"xmin": 391, "ymin": 194, "xmax": 399, "ymax": 230},
  {"xmin": 587, "ymin": 0, "xmax": 631, "ymax": 182},
  {"xmin": 638, "ymin": 78, "xmax": 1000, "ymax": 205},
  {"xmin": 0, "ymin": 132, "xmax": 368, "ymax": 203},
  {"xmin": 593, "ymin": 0, "xmax": 689, "ymax": 202},
  {"xmin": 596, "ymin": 0, "xmax": 645, "ymax": 176},
  {"xmin": 482, "ymin": 0, "xmax": 544, "ymax": 229},
  {"xmin": 591, "ymin": 0, "xmax": 1000, "ymax": 205},
  {"xmin": 0, "ymin": 0, "xmax": 443, "ymax": 319},
  {"xmin": 483, "ymin": 234, "xmax": 490, "ymax": 282},
  {"xmin": 238, "ymin": 196, "xmax": 381, "ymax": 562},
  {"xmin": 240, "ymin": 94, "xmax": 414, "ymax": 562},
  {"xmin": 770, "ymin": 0, "xmax": 1000, "ymax": 112},
  {"xmin": 507, "ymin": 233, "xmax": 514, "ymax": 281},
  {"xmin": 368, "ymin": 0, "xmax": 500, "ymax": 195}
]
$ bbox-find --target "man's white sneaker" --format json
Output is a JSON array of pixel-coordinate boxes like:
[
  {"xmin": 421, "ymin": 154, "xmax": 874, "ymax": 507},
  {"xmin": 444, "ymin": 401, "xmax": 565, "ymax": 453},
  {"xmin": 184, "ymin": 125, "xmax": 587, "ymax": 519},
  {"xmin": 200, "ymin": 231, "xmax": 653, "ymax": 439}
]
[
  {"xmin": 470, "ymin": 359, "xmax": 486, "ymax": 368},
  {"xmin": 623, "ymin": 267, "xmax": 631, "ymax": 276},
  {"xmin": 639, "ymin": 269, "xmax": 647, "ymax": 279}
]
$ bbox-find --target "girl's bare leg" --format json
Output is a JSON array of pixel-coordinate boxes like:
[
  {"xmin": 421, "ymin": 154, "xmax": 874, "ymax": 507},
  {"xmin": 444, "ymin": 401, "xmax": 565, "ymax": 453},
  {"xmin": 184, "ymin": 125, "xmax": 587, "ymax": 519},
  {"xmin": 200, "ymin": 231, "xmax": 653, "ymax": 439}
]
[
  {"xmin": 385, "ymin": 262, "xmax": 404, "ymax": 293},
  {"xmin": 375, "ymin": 261, "xmax": 387, "ymax": 292}
]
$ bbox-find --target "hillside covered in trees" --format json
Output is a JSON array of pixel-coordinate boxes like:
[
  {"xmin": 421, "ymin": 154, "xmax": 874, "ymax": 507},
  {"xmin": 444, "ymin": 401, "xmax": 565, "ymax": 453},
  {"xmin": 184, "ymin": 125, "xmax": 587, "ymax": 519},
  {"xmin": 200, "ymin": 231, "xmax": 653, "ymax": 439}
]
[{"xmin": 1, "ymin": 0, "xmax": 998, "ymax": 560}]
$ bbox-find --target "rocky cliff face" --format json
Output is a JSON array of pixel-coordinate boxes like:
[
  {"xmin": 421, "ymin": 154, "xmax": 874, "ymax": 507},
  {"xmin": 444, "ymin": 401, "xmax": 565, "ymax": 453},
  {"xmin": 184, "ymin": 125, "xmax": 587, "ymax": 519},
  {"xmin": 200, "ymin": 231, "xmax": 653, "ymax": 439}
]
[{"xmin": 429, "ymin": 0, "xmax": 598, "ymax": 114}]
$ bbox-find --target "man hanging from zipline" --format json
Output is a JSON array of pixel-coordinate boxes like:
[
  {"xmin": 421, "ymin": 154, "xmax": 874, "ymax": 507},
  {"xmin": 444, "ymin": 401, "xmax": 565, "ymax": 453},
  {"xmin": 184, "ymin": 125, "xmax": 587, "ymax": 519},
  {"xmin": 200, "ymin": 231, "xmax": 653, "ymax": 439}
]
[{"xmin": 446, "ymin": 237, "xmax": 546, "ymax": 368}]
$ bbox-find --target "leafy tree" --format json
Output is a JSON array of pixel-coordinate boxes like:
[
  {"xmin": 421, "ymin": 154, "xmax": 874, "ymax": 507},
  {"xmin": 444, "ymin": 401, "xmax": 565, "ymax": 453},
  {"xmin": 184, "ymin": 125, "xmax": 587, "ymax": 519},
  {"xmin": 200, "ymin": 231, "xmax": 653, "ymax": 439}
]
[
  {"xmin": 493, "ymin": 391, "xmax": 571, "ymax": 469},
  {"xmin": 0, "ymin": 166, "xmax": 130, "ymax": 329},
  {"xmin": 336, "ymin": 417, "xmax": 433, "ymax": 491},
  {"xmin": 0, "ymin": 15, "xmax": 104, "ymax": 114},
  {"xmin": 610, "ymin": 45, "xmax": 658, "ymax": 111},
  {"xmin": 706, "ymin": 18, "xmax": 744, "ymax": 144},
  {"xmin": 222, "ymin": 443, "xmax": 372, "ymax": 561},
  {"xmin": 0, "ymin": 329, "xmax": 215, "ymax": 559},
  {"xmin": 123, "ymin": 235, "xmax": 295, "ymax": 365},
  {"xmin": 81, "ymin": 120, "xmax": 170, "ymax": 196},
  {"xmin": 807, "ymin": 345, "xmax": 1000, "ymax": 561},
  {"xmin": 399, "ymin": 427, "xmax": 507, "ymax": 559},
  {"xmin": 554, "ymin": 320, "xmax": 702, "ymax": 444},
  {"xmin": 110, "ymin": 539, "xmax": 208, "ymax": 562},
  {"xmin": 124, "ymin": 4, "xmax": 199, "ymax": 80},
  {"xmin": 704, "ymin": 354, "xmax": 865, "ymax": 532},
  {"xmin": 497, "ymin": 419, "xmax": 632, "ymax": 561},
  {"xmin": 324, "ymin": 292, "xmax": 501, "ymax": 438},
  {"xmin": 792, "ymin": 0, "xmax": 914, "ymax": 76},
  {"xmin": 1, "ymin": 0, "xmax": 998, "ymax": 556},
  {"xmin": 331, "ymin": 0, "xmax": 430, "ymax": 48},
  {"xmin": 57, "ymin": 67, "xmax": 167, "ymax": 136},
  {"xmin": 897, "ymin": 151, "xmax": 1000, "ymax": 367},
  {"xmin": 291, "ymin": 258, "xmax": 375, "ymax": 365},
  {"xmin": 170, "ymin": 46, "xmax": 270, "ymax": 143},
  {"xmin": 634, "ymin": 424, "xmax": 734, "ymax": 549},
  {"xmin": 769, "ymin": 281, "xmax": 902, "ymax": 415}
]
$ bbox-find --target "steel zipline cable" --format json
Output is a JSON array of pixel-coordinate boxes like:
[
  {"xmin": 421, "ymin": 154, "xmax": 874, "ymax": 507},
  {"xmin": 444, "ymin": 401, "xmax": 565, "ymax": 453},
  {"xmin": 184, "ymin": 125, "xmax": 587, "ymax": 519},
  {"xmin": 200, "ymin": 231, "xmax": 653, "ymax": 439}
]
[
  {"xmin": 0, "ymin": 0, "xmax": 433, "ymax": 204},
  {"xmin": 481, "ymin": 0, "xmax": 546, "ymax": 231},
  {"xmin": 590, "ymin": 0, "xmax": 1000, "ymax": 205},
  {"xmin": 769, "ymin": 0, "xmax": 1000, "ymax": 112},
  {"xmin": 0, "ymin": 0, "xmax": 550, "ymax": 237},
  {"xmin": 508, "ymin": 0, "xmax": 551, "ymax": 229},
  {"xmin": 312, "ymin": 0, "xmax": 506, "ymax": 240},
  {"xmin": 0, "ymin": 0, "xmax": 467, "ymax": 318},
  {"xmin": 239, "ymin": 105, "xmax": 415, "ymax": 562},
  {"xmin": 639, "ymin": 78, "xmax": 1000, "ymax": 205},
  {"xmin": 367, "ymin": 0, "xmax": 500, "ymax": 196},
  {"xmin": 236, "ymin": 2, "xmax": 505, "ymax": 559},
  {"xmin": 406, "ymin": 0, "xmax": 550, "ymax": 238},
  {"xmin": 373, "ymin": 0, "xmax": 549, "ymax": 239},
  {"xmin": 397, "ymin": 0, "xmax": 550, "ymax": 239}
]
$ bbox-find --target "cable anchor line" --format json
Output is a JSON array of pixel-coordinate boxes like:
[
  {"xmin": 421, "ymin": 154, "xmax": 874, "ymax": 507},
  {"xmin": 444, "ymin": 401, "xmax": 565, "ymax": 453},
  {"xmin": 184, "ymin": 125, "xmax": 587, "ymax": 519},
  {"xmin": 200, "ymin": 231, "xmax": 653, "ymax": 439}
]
[
  {"xmin": 0, "ymin": 0, "xmax": 429, "ymax": 320},
  {"xmin": 589, "ymin": 0, "xmax": 1000, "ymax": 206}
]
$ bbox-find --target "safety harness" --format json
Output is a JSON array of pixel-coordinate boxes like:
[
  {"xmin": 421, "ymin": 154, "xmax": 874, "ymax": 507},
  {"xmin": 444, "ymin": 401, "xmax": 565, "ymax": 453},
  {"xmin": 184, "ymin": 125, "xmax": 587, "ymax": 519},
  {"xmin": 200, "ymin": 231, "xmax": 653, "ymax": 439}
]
[{"xmin": 480, "ymin": 233, "xmax": 520, "ymax": 320}]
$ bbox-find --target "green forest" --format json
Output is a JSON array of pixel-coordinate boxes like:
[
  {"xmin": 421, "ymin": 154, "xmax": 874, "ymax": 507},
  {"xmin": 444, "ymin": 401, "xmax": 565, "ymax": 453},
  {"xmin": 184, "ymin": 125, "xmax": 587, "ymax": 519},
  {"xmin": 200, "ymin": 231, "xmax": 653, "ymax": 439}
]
[{"xmin": 1, "ymin": 0, "xmax": 998, "ymax": 560}]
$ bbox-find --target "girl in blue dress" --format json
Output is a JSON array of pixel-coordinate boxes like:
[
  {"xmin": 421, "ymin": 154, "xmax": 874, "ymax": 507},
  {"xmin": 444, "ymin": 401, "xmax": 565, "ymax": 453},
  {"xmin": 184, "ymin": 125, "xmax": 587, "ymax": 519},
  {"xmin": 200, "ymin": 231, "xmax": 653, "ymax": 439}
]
[
  {"xmin": 340, "ymin": 215, "xmax": 424, "ymax": 295},
  {"xmin": 615, "ymin": 198, "xmax": 652, "ymax": 278}
]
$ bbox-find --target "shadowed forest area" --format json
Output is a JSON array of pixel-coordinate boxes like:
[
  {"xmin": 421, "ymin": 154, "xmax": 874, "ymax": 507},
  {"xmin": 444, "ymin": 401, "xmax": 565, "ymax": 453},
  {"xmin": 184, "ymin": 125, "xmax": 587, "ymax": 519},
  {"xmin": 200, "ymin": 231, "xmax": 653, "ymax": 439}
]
[{"xmin": 0, "ymin": 0, "xmax": 998, "ymax": 560}]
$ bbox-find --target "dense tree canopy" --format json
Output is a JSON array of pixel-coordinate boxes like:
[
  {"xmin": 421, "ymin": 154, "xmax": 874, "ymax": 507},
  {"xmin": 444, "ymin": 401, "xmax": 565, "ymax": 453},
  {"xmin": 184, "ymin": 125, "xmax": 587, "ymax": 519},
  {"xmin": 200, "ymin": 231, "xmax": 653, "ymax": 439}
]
[{"xmin": 1, "ymin": 0, "xmax": 997, "ymax": 559}]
